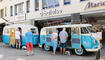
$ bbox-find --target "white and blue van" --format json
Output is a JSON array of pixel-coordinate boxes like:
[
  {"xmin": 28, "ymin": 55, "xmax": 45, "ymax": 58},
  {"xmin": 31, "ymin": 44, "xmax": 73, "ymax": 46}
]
[
  {"xmin": 40, "ymin": 24, "xmax": 100, "ymax": 55},
  {"xmin": 2, "ymin": 24, "xmax": 39, "ymax": 47}
]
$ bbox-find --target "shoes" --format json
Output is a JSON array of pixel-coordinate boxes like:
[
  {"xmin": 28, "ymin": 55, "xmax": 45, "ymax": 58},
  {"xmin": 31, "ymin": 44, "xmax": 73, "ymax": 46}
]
[
  {"xmin": 27, "ymin": 53, "xmax": 34, "ymax": 56},
  {"xmin": 27, "ymin": 54, "xmax": 29, "ymax": 56},
  {"xmin": 31, "ymin": 53, "xmax": 34, "ymax": 56}
]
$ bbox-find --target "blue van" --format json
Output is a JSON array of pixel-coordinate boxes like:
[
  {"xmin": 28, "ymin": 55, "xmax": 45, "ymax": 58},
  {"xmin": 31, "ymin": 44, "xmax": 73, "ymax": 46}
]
[
  {"xmin": 39, "ymin": 24, "xmax": 101, "ymax": 55},
  {"xmin": 2, "ymin": 24, "xmax": 39, "ymax": 47}
]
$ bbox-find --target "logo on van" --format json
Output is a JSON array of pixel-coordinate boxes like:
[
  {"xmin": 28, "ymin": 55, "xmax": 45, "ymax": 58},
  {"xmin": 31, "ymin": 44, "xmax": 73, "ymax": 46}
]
[
  {"xmin": 40, "ymin": 9, "xmax": 63, "ymax": 17},
  {"xmin": 85, "ymin": 1, "xmax": 105, "ymax": 10}
]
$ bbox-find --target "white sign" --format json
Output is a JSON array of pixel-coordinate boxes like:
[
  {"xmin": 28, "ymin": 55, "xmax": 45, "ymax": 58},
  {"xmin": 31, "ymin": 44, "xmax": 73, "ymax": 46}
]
[{"xmin": 15, "ymin": 14, "xmax": 26, "ymax": 21}]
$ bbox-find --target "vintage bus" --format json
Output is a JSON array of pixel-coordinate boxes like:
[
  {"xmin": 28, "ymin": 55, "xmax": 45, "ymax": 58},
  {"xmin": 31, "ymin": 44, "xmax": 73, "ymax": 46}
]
[
  {"xmin": 40, "ymin": 24, "xmax": 101, "ymax": 55},
  {"xmin": 2, "ymin": 24, "xmax": 39, "ymax": 48}
]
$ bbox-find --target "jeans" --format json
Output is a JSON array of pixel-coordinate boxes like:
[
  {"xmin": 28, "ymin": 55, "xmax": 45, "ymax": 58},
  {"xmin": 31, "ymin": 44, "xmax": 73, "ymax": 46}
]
[{"xmin": 52, "ymin": 40, "xmax": 57, "ymax": 51}]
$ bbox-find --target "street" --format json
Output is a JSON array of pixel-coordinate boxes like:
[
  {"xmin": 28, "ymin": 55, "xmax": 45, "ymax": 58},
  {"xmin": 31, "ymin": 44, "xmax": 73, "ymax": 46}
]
[{"xmin": 0, "ymin": 42, "xmax": 105, "ymax": 60}]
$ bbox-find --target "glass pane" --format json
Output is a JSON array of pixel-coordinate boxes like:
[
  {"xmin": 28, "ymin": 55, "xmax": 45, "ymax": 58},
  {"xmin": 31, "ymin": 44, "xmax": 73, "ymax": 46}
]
[
  {"xmin": 87, "ymin": 26, "xmax": 96, "ymax": 33},
  {"xmin": 81, "ymin": 27, "xmax": 89, "ymax": 34},
  {"xmin": 35, "ymin": 0, "xmax": 39, "ymax": 11},
  {"xmin": 42, "ymin": 0, "xmax": 59, "ymax": 9},
  {"xmin": 64, "ymin": 0, "xmax": 70, "ymax": 5}
]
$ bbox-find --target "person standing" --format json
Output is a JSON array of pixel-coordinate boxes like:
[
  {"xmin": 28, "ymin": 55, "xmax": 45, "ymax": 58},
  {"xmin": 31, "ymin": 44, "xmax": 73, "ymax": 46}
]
[
  {"xmin": 15, "ymin": 28, "xmax": 21, "ymax": 49},
  {"xmin": 59, "ymin": 28, "xmax": 68, "ymax": 55},
  {"xmin": 25, "ymin": 29, "xmax": 33, "ymax": 56},
  {"xmin": 51, "ymin": 30, "xmax": 58, "ymax": 55},
  {"xmin": 18, "ymin": 27, "xmax": 22, "ymax": 48}
]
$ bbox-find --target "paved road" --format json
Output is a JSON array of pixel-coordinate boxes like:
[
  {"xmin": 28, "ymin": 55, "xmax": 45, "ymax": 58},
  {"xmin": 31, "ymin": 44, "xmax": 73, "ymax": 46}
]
[{"xmin": 0, "ymin": 42, "xmax": 105, "ymax": 60}]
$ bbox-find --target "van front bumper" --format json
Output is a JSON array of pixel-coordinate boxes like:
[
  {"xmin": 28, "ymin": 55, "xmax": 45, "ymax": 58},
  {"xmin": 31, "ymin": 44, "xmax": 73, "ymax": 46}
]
[
  {"xmin": 86, "ymin": 45, "xmax": 101, "ymax": 52},
  {"xmin": 86, "ymin": 49, "xmax": 99, "ymax": 52}
]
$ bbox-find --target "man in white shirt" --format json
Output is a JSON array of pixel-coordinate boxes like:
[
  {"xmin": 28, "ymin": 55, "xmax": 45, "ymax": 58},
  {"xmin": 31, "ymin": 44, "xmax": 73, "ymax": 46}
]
[
  {"xmin": 15, "ymin": 28, "xmax": 21, "ymax": 49},
  {"xmin": 59, "ymin": 28, "xmax": 68, "ymax": 55}
]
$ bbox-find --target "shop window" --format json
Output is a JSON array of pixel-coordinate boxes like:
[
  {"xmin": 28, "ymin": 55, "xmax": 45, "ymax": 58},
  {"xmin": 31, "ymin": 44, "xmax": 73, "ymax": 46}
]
[
  {"xmin": 15, "ymin": 3, "xmax": 24, "ymax": 15},
  {"xmin": 26, "ymin": 0, "xmax": 30, "ymax": 13},
  {"xmin": 0, "ymin": 9, "xmax": 4, "ymax": 18},
  {"xmin": 10, "ymin": 6, "xmax": 13, "ymax": 16},
  {"xmin": 64, "ymin": 0, "xmax": 71, "ymax": 5},
  {"xmin": 42, "ymin": 0, "xmax": 59, "ymax": 9},
  {"xmin": 35, "ymin": 0, "xmax": 39, "ymax": 11},
  {"xmin": 80, "ymin": 0, "xmax": 87, "ymax": 2}
]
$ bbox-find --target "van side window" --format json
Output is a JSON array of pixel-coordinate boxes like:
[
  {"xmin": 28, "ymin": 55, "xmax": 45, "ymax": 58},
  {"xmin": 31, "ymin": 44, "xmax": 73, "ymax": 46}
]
[
  {"xmin": 72, "ymin": 28, "xmax": 79, "ymax": 35},
  {"xmin": 46, "ymin": 28, "xmax": 56, "ymax": 35},
  {"xmin": 31, "ymin": 28, "xmax": 36, "ymax": 34},
  {"xmin": 46, "ymin": 28, "xmax": 53, "ymax": 35},
  {"xmin": 81, "ymin": 27, "xmax": 89, "ymax": 34},
  {"xmin": 4, "ymin": 28, "xmax": 9, "ymax": 33}
]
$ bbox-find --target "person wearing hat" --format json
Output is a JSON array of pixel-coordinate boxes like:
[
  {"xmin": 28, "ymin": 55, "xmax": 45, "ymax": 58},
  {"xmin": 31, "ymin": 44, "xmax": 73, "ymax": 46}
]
[{"xmin": 51, "ymin": 30, "xmax": 58, "ymax": 55}]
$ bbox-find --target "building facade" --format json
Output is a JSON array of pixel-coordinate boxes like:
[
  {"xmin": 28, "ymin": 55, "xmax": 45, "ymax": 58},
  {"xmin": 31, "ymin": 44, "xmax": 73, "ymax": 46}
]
[
  {"xmin": 0, "ymin": 0, "xmax": 9, "ymax": 24},
  {"xmin": 0, "ymin": 0, "xmax": 105, "ymax": 26},
  {"xmin": 1, "ymin": 0, "xmax": 105, "ymax": 43},
  {"xmin": 0, "ymin": 0, "xmax": 9, "ymax": 41}
]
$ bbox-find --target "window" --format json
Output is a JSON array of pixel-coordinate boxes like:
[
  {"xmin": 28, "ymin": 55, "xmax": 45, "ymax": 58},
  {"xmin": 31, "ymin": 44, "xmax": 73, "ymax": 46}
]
[
  {"xmin": 26, "ymin": 0, "xmax": 30, "ymax": 13},
  {"xmin": 64, "ymin": 0, "xmax": 71, "ymax": 5},
  {"xmin": 4, "ymin": 28, "xmax": 10, "ymax": 34},
  {"xmin": 35, "ymin": 0, "xmax": 39, "ymax": 11},
  {"xmin": 80, "ymin": 0, "xmax": 87, "ymax": 2},
  {"xmin": 10, "ymin": 6, "xmax": 13, "ymax": 16},
  {"xmin": 15, "ymin": 3, "xmax": 24, "ymax": 15},
  {"xmin": 31, "ymin": 28, "xmax": 36, "ymax": 34},
  {"xmin": 46, "ymin": 28, "xmax": 56, "ymax": 35},
  {"xmin": 87, "ymin": 27, "xmax": 96, "ymax": 33},
  {"xmin": 0, "ymin": 9, "xmax": 4, "ymax": 18},
  {"xmin": 0, "ymin": 0, "xmax": 3, "ymax": 2},
  {"xmin": 42, "ymin": 0, "xmax": 59, "ymax": 9},
  {"xmin": 81, "ymin": 27, "xmax": 89, "ymax": 34},
  {"xmin": 5, "ymin": 7, "xmax": 7, "ymax": 17}
]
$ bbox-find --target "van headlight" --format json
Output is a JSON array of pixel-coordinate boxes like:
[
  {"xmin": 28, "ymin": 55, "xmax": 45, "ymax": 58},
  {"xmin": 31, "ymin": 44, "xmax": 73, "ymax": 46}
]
[{"xmin": 94, "ymin": 40, "xmax": 97, "ymax": 45}]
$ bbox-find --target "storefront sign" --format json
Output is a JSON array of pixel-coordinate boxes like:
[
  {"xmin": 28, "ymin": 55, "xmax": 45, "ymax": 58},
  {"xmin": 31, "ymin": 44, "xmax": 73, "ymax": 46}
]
[
  {"xmin": 15, "ymin": 14, "xmax": 25, "ymax": 21},
  {"xmin": 48, "ymin": 20, "xmax": 64, "ymax": 25},
  {"xmin": 40, "ymin": 9, "xmax": 63, "ymax": 17},
  {"xmin": 85, "ymin": 1, "xmax": 105, "ymax": 10}
]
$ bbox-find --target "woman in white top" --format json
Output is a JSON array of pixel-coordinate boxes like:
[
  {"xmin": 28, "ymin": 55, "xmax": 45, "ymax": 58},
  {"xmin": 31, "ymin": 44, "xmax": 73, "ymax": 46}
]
[{"xmin": 15, "ymin": 28, "xmax": 21, "ymax": 49}]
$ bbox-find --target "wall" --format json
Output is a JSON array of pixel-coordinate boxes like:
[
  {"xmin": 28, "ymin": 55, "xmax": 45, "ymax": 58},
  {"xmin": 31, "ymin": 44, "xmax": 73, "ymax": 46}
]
[{"xmin": 8, "ymin": 0, "xmax": 105, "ymax": 23}]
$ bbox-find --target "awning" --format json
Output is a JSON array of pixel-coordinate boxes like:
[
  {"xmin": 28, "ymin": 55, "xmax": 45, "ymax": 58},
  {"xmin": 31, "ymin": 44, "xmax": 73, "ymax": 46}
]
[
  {"xmin": 80, "ymin": 9, "xmax": 105, "ymax": 15},
  {"xmin": 0, "ymin": 18, "xmax": 6, "ymax": 24}
]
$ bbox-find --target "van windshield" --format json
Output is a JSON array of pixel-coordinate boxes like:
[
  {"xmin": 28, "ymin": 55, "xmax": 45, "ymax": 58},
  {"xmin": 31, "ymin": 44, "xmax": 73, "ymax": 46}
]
[
  {"xmin": 87, "ymin": 26, "xmax": 96, "ymax": 33},
  {"xmin": 81, "ymin": 27, "xmax": 89, "ymax": 34}
]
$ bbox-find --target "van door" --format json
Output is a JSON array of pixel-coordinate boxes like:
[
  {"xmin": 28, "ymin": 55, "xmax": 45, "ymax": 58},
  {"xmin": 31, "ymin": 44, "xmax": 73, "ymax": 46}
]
[
  {"xmin": 44, "ymin": 28, "xmax": 52, "ymax": 51},
  {"xmin": 71, "ymin": 27, "xmax": 81, "ymax": 49},
  {"xmin": 10, "ymin": 28, "xmax": 15, "ymax": 47},
  {"xmin": 31, "ymin": 28, "xmax": 38, "ymax": 45},
  {"xmin": 46, "ymin": 28, "xmax": 52, "ymax": 45}
]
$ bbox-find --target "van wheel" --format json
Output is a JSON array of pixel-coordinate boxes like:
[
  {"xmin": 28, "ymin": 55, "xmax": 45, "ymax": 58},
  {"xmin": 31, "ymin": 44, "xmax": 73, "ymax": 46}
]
[
  {"xmin": 74, "ymin": 47, "xmax": 85, "ymax": 56},
  {"xmin": 44, "ymin": 44, "xmax": 50, "ymax": 51}
]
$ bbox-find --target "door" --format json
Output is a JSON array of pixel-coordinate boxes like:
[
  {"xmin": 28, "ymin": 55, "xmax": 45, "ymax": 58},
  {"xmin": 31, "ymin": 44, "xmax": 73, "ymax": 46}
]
[
  {"xmin": 10, "ymin": 28, "xmax": 15, "ymax": 46},
  {"xmin": 71, "ymin": 27, "xmax": 81, "ymax": 49},
  {"xmin": 31, "ymin": 28, "xmax": 38, "ymax": 45},
  {"xmin": 46, "ymin": 29, "xmax": 52, "ymax": 45}
]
